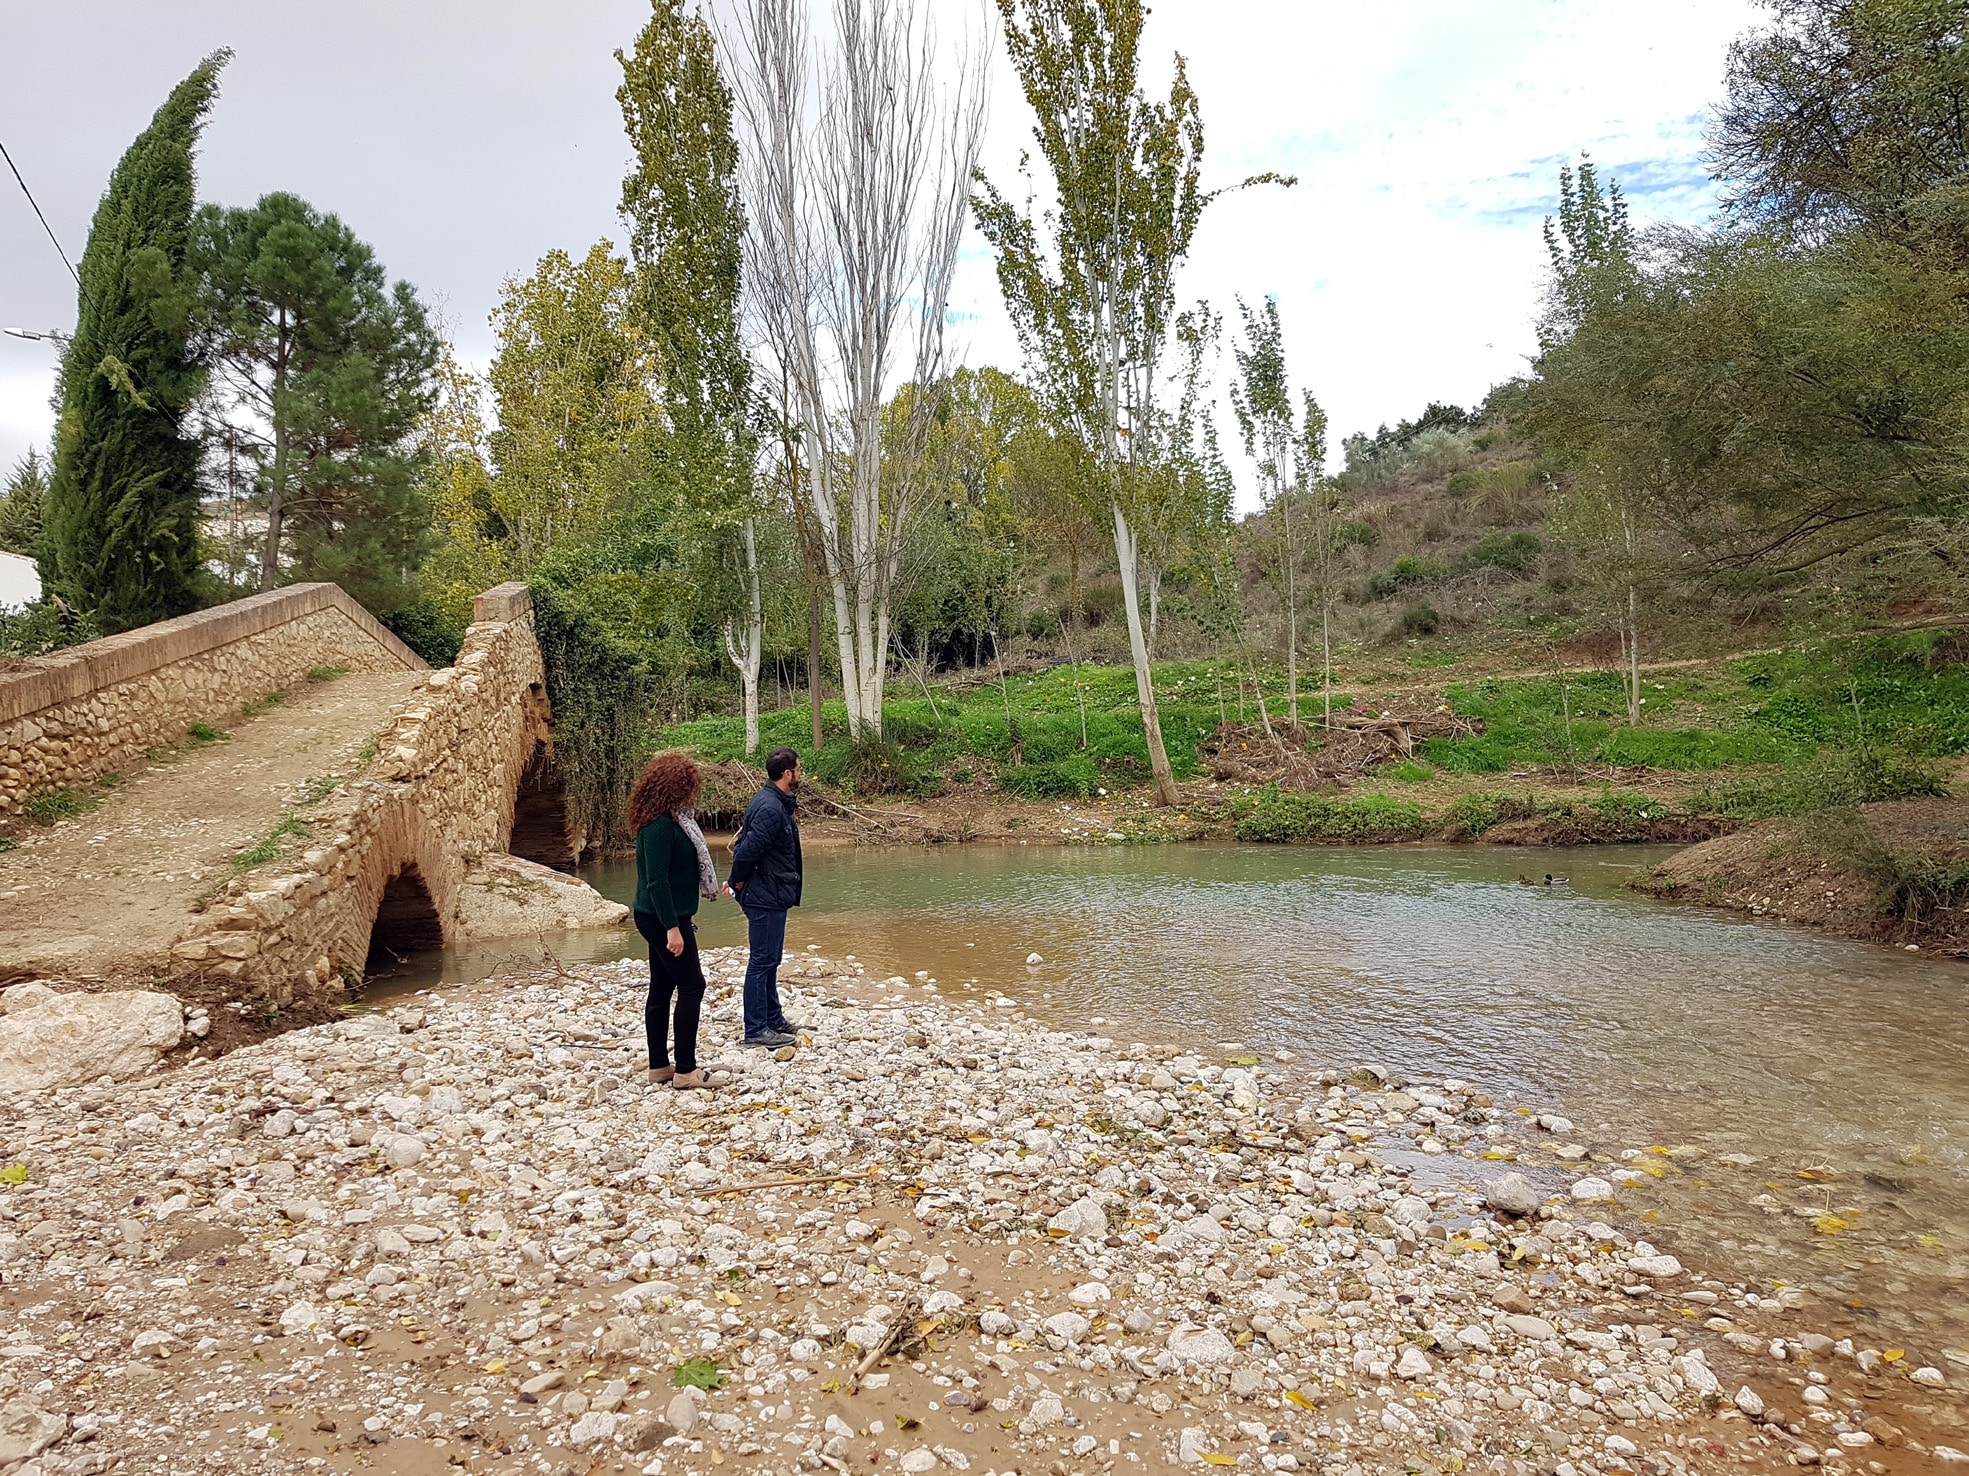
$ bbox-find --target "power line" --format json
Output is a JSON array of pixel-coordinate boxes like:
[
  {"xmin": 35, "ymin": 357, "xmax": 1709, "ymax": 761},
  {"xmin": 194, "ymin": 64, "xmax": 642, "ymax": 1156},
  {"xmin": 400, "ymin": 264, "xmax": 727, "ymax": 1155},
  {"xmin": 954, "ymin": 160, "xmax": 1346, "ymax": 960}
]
[{"xmin": 0, "ymin": 140, "xmax": 82, "ymax": 291}]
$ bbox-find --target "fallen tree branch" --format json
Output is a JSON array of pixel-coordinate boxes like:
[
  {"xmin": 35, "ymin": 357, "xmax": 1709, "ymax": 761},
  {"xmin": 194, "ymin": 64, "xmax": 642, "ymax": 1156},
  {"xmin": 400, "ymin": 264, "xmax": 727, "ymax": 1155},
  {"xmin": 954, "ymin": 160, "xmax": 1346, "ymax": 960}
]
[
  {"xmin": 705, "ymin": 1166, "xmax": 880, "ymax": 1198},
  {"xmin": 847, "ymin": 1296, "xmax": 923, "ymax": 1393}
]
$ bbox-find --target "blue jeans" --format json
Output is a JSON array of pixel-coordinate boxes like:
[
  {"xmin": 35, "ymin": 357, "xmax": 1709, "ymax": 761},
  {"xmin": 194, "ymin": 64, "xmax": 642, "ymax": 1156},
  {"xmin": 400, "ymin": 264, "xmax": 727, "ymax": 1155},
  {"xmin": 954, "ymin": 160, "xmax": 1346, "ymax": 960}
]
[{"xmin": 741, "ymin": 905, "xmax": 789, "ymax": 1038}]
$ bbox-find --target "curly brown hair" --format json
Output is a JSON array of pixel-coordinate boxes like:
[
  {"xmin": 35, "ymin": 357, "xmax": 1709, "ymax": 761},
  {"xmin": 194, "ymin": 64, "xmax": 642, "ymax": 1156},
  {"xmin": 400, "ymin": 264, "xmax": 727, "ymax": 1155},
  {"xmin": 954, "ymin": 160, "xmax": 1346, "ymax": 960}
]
[{"xmin": 626, "ymin": 750, "xmax": 702, "ymax": 834}]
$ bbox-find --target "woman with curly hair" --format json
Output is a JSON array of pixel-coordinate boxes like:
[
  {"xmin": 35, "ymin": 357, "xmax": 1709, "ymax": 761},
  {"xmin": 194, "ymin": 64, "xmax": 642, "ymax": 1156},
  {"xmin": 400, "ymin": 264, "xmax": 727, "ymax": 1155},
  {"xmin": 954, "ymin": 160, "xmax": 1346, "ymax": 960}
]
[{"xmin": 628, "ymin": 750, "xmax": 721, "ymax": 1089}]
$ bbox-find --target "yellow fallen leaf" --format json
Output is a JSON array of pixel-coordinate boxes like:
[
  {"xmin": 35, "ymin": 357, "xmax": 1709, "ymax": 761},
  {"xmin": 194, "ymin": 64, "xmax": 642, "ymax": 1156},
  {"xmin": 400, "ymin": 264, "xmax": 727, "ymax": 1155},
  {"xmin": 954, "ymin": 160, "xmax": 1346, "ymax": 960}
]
[
  {"xmin": 1813, "ymin": 1214, "xmax": 1849, "ymax": 1235},
  {"xmin": 718, "ymin": 1291, "xmax": 741, "ymax": 1306},
  {"xmin": 1283, "ymin": 1390, "xmax": 1316, "ymax": 1409},
  {"xmin": 1200, "ymin": 1454, "xmax": 1238, "ymax": 1466},
  {"xmin": 1884, "ymin": 1348, "xmax": 1905, "ymax": 1362},
  {"xmin": 482, "ymin": 1359, "xmax": 507, "ymax": 1374}
]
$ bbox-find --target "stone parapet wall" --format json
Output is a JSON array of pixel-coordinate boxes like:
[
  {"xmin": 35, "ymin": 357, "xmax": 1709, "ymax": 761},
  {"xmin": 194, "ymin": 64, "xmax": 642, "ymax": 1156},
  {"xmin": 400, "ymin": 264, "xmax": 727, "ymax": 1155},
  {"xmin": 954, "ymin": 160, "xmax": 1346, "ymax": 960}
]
[
  {"xmin": 0, "ymin": 583, "xmax": 426, "ymax": 817},
  {"xmin": 168, "ymin": 583, "xmax": 553, "ymax": 1004}
]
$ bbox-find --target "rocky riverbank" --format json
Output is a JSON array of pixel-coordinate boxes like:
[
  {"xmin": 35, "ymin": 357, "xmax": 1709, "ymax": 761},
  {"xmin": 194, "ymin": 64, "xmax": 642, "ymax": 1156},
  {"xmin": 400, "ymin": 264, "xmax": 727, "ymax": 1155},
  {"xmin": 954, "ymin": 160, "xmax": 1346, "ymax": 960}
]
[
  {"xmin": 1, "ymin": 952, "xmax": 1964, "ymax": 1476},
  {"xmin": 1634, "ymin": 799, "xmax": 1969, "ymax": 957}
]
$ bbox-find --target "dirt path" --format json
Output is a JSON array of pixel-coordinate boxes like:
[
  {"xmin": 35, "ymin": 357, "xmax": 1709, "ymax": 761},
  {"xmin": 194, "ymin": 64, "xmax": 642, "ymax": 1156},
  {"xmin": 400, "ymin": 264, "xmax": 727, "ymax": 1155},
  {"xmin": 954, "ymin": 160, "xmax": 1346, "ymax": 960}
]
[{"xmin": 0, "ymin": 669, "xmax": 425, "ymax": 983}]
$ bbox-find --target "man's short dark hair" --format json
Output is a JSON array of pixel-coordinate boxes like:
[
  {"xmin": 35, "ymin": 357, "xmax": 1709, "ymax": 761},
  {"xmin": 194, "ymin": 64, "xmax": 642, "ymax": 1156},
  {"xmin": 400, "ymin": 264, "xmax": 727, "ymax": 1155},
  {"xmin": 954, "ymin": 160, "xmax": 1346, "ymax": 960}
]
[{"xmin": 766, "ymin": 746, "xmax": 800, "ymax": 781}]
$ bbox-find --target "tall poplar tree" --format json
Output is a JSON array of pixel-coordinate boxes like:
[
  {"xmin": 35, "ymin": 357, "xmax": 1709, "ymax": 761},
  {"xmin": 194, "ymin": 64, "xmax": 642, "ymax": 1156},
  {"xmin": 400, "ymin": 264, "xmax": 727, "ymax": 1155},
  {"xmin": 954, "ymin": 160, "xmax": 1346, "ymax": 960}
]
[
  {"xmin": 43, "ymin": 52, "xmax": 228, "ymax": 631},
  {"xmin": 975, "ymin": 0, "xmax": 1286, "ymax": 804},
  {"xmin": 617, "ymin": 0, "xmax": 765, "ymax": 751}
]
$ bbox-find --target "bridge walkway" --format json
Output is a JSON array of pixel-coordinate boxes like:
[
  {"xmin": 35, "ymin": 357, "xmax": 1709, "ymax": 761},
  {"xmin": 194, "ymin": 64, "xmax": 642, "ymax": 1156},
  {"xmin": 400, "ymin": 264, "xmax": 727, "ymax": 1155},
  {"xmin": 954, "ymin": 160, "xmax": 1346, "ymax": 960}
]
[{"xmin": 0, "ymin": 668, "xmax": 426, "ymax": 984}]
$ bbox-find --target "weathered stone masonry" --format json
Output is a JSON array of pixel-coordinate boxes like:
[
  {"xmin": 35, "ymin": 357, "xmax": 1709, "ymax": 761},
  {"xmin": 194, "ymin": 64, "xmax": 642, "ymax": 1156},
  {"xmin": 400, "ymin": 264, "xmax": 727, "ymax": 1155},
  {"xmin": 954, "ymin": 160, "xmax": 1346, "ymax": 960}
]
[
  {"xmin": 165, "ymin": 583, "xmax": 572, "ymax": 1005},
  {"xmin": 0, "ymin": 583, "xmax": 425, "ymax": 818}
]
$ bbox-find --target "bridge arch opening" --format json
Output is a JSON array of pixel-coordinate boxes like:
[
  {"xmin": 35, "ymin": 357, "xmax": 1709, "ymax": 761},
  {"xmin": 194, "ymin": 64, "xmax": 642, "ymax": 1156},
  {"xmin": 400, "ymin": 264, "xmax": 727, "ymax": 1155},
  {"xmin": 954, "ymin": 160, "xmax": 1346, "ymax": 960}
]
[
  {"xmin": 509, "ymin": 741, "xmax": 586, "ymax": 871},
  {"xmin": 365, "ymin": 863, "xmax": 444, "ymax": 976}
]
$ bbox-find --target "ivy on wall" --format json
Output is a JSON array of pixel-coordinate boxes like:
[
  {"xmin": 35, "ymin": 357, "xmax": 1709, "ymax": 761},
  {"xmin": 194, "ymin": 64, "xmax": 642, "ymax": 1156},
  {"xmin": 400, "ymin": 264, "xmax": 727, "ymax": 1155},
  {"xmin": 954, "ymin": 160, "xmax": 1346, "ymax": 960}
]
[{"xmin": 528, "ymin": 582, "xmax": 653, "ymax": 853}]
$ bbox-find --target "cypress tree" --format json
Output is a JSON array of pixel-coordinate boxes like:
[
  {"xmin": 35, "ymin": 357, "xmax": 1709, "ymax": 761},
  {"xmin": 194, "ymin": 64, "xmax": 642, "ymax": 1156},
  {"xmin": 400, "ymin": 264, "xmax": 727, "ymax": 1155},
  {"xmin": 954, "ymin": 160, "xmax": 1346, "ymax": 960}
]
[{"xmin": 43, "ymin": 52, "xmax": 228, "ymax": 631}]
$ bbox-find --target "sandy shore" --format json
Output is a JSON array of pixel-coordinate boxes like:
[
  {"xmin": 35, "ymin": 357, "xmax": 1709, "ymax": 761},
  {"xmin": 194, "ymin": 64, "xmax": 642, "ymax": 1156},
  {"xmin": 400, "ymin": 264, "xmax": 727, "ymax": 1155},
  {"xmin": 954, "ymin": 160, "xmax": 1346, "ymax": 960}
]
[{"xmin": 0, "ymin": 950, "xmax": 1962, "ymax": 1476}]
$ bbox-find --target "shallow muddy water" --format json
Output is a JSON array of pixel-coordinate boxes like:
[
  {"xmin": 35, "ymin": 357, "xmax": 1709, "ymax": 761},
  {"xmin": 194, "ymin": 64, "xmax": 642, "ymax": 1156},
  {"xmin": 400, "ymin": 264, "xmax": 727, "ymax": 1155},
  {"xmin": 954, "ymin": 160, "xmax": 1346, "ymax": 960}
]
[{"xmin": 392, "ymin": 840, "xmax": 1969, "ymax": 1357}]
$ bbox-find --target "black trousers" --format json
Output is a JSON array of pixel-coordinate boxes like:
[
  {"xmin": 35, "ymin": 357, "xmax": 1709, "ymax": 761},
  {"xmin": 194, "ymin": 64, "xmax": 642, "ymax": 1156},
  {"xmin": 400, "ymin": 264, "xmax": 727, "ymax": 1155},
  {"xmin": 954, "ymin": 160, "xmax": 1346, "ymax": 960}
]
[{"xmin": 634, "ymin": 910, "xmax": 705, "ymax": 1073}]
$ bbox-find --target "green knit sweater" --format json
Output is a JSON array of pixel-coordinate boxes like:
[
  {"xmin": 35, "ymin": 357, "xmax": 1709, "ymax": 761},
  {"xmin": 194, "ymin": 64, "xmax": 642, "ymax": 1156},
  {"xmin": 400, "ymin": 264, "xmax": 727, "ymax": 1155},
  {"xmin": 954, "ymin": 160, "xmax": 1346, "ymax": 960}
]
[{"xmin": 634, "ymin": 815, "xmax": 702, "ymax": 927}]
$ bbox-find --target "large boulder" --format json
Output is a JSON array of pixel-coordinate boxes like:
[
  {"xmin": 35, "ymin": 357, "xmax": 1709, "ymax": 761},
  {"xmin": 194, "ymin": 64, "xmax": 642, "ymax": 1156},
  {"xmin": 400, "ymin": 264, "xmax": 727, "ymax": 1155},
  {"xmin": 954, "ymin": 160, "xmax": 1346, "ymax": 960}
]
[
  {"xmin": 0, "ymin": 986, "xmax": 183, "ymax": 1093},
  {"xmin": 450, "ymin": 853, "xmax": 628, "ymax": 939}
]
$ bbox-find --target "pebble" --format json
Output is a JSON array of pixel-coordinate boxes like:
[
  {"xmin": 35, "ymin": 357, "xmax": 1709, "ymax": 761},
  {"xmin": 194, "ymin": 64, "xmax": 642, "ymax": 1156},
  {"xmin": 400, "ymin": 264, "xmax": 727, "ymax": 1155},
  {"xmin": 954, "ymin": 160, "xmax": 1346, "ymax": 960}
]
[{"xmin": 0, "ymin": 946, "xmax": 1934, "ymax": 1476}]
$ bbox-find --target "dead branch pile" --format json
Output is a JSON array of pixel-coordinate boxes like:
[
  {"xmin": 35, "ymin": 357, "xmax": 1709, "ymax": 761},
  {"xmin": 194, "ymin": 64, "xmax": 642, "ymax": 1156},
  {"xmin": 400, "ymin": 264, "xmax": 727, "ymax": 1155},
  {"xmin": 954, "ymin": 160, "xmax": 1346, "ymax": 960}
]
[{"xmin": 1203, "ymin": 704, "xmax": 1485, "ymax": 790}]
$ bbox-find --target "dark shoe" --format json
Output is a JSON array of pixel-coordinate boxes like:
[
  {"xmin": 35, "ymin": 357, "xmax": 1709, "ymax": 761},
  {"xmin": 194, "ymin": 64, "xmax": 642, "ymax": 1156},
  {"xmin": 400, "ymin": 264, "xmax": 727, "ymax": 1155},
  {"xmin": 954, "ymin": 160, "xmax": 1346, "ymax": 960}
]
[{"xmin": 741, "ymin": 1030, "xmax": 797, "ymax": 1049}]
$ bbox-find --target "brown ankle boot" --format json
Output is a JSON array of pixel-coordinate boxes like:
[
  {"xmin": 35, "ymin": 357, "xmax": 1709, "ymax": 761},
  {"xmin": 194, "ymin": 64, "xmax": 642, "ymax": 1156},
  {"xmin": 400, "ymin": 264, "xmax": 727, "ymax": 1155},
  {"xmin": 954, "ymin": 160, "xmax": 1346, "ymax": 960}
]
[{"xmin": 647, "ymin": 1066, "xmax": 675, "ymax": 1084}]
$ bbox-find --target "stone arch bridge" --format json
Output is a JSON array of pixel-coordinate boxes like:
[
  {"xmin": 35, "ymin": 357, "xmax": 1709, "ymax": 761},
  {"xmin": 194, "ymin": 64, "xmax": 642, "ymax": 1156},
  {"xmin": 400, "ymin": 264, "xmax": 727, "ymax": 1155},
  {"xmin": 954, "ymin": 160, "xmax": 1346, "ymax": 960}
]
[{"xmin": 0, "ymin": 582, "xmax": 624, "ymax": 1010}]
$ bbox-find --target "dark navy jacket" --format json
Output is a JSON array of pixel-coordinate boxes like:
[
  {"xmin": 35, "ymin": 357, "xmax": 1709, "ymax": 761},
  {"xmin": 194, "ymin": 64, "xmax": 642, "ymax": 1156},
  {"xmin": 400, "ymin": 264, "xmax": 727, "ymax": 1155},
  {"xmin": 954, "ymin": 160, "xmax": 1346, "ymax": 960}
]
[{"xmin": 728, "ymin": 784, "xmax": 803, "ymax": 912}]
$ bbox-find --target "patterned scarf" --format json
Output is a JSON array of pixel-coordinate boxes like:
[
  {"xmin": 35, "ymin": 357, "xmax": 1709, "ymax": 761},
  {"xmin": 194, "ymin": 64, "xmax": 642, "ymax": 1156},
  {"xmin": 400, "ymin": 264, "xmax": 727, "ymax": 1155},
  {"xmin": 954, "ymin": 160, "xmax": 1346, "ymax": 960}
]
[{"xmin": 677, "ymin": 808, "xmax": 720, "ymax": 900}]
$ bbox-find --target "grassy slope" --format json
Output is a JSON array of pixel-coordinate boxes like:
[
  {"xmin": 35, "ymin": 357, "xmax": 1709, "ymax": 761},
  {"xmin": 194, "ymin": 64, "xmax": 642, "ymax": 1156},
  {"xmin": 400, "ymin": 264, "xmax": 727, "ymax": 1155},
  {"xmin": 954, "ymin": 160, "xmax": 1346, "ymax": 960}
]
[{"xmin": 657, "ymin": 641, "xmax": 1967, "ymax": 843}]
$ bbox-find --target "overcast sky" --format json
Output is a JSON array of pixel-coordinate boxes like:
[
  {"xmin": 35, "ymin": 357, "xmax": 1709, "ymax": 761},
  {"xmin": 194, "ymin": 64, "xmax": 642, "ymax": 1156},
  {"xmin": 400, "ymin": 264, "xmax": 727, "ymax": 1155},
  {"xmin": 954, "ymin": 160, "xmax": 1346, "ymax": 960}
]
[{"xmin": 0, "ymin": 0, "xmax": 1761, "ymax": 509}]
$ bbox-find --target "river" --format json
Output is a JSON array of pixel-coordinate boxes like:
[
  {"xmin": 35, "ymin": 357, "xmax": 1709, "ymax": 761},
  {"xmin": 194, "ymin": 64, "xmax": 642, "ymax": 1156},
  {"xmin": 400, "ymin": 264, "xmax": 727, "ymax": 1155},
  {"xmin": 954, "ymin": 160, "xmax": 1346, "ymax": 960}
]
[{"xmin": 393, "ymin": 840, "xmax": 1969, "ymax": 1359}]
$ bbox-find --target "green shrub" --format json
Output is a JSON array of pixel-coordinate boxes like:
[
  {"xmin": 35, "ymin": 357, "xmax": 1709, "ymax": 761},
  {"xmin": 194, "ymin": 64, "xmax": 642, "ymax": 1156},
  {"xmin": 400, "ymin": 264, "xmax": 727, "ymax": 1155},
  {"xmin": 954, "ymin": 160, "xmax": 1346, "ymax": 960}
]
[
  {"xmin": 1023, "ymin": 609, "xmax": 1060, "ymax": 640},
  {"xmin": 1695, "ymin": 747, "xmax": 1947, "ymax": 819},
  {"xmin": 22, "ymin": 786, "xmax": 97, "ymax": 825},
  {"xmin": 1000, "ymin": 755, "xmax": 1099, "ymax": 798},
  {"xmin": 1446, "ymin": 470, "xmax": 1482, "ymax": 497},
  {"xmin": 1382, "ymin": 760, "xmax": 1435, "ymax": 783},
  {"xmin": 1440, "ymin": 790, "xmax": 1547, "ymax": 838},
  {"xmin": 1367, "ymin": 556, "xmax": 1443, "ymax": 600},
  {"xmin": 530, "ymin": 582, "xmax": 654, "ymax": 851},
  {"xmin": 380, "ymin": 596, "xmax": 467, "ymax": 667},
  {"xmin": 1468, "ymin": 530, "xmax": 1541, "ymax": 573},
  {"xmin": 1337, "ymin": 520, "xmax": 1378, "ymax": 548},
  {"xmin": 1233, "ymin": 787, "xmax": 1427, "ymax": 843},
  {"xmin": 1393, "ymin": 603, "xmax": 1440, "ymax": 638}
]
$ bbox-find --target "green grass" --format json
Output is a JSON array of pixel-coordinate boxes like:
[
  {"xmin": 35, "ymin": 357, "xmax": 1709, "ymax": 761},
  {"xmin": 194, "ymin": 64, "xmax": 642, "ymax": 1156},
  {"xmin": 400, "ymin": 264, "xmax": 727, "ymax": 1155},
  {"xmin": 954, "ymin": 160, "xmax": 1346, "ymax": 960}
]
[
  {"xmin": 22, "ymin": 786, "xmax": 98, "ymax": 825},
  {"xmin": 662, "ymin": 660, "xmax": 1246, "ymax": 801},
  {"xmin": 307, "ymin": 665, "xmax": 349, "ymax": 683},
  {"xmin": 233, "ymin": 814, "xmax": 312, "ymax": 873},
  {"xmin": 297, "ymin": 775, "xmax": 340, "ymax": 806},
  {"xmin": 1231, "ymin": 788, "xmax": 1428, "ymax": 843},
  {"xmin": 0, "ymin": 835, "xmax": 17, "ymax": 853},
  {"xmin": 1420, "ymin": 648, "xmax": 1969, "ymax": 778},
  {"xmin": 239, "ymin": 690, "xmax": 286, "ymax": 719},
  {"xmin": 1380, "ymin": 760, "xmax": 1436, "ymax": 783},
  {"xmin": 187, "ymin": 721, "xmax": 226, "ymax": 744},
  {"xmin": 660, "ymin": 644, "xmax": 1965, "ymax": 817}
]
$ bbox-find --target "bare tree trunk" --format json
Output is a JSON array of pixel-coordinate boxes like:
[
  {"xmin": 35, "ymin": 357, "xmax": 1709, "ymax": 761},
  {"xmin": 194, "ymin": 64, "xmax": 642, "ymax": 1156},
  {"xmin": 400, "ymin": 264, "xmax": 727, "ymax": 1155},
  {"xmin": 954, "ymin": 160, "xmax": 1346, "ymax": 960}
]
[
  {"xmin": 1281, "ymin": 484, "xmax": 1298, "ymax": 725},
  {"xmin": 1627, "ymin": 580, "xmax": 1642, "ymax": 726},
  {"xmin": 1321, "ymin": 599, "xmax": 1333, "ymax": 729},
  {"xmin": 1063, "ymin": 614, "xmax": 1089, "ymax": 749},
  {"xmin": 1113, "ymin": 501, "xmax": 1180, "ymax": 806},
  {"xmin": 728, "ymin": 0, "xmax": 985, "ymax": 748},
  {"xmin": 1249, "ymin": 653, "xmax": 1274, "ymax": 738},
  {"xmin": 723, "ymin": 517, "xmax": 765, "ymax": 755},
  {"xmin": 806, "ymin": 556, "xmax": 824, "ymax": 751}
]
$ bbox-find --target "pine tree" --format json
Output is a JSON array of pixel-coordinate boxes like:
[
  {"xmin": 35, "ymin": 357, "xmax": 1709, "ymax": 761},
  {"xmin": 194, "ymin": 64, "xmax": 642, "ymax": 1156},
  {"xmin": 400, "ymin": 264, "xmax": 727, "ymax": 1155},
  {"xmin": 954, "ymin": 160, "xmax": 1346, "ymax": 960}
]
[
  {"xmin": 0, "ymin": 450, "xmax": 49, "ymax": 558},
  {"xmin": 43, "ymin": 52, "xmax": 228, "ymax": 631},
  {"xmin": 193, "ymin": 191, "xmax": 441, "ymax": 614}
]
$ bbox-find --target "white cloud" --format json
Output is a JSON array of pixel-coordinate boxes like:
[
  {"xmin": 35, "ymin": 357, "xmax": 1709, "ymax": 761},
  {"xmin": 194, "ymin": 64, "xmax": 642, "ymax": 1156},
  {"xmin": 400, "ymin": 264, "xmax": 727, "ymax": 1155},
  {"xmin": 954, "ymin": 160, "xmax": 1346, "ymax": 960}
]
[{"xmin": 1, "ymin": 0, "xmax": 1762, "ymax": 512}]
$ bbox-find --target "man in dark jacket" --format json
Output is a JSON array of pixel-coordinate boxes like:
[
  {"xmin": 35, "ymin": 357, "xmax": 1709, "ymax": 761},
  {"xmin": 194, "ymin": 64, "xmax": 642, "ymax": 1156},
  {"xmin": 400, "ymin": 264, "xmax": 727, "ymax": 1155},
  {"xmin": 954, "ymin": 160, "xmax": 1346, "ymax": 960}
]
[{"xmin": 726, "ymin": 746, "xmax": 804, "ymax": 1048}]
